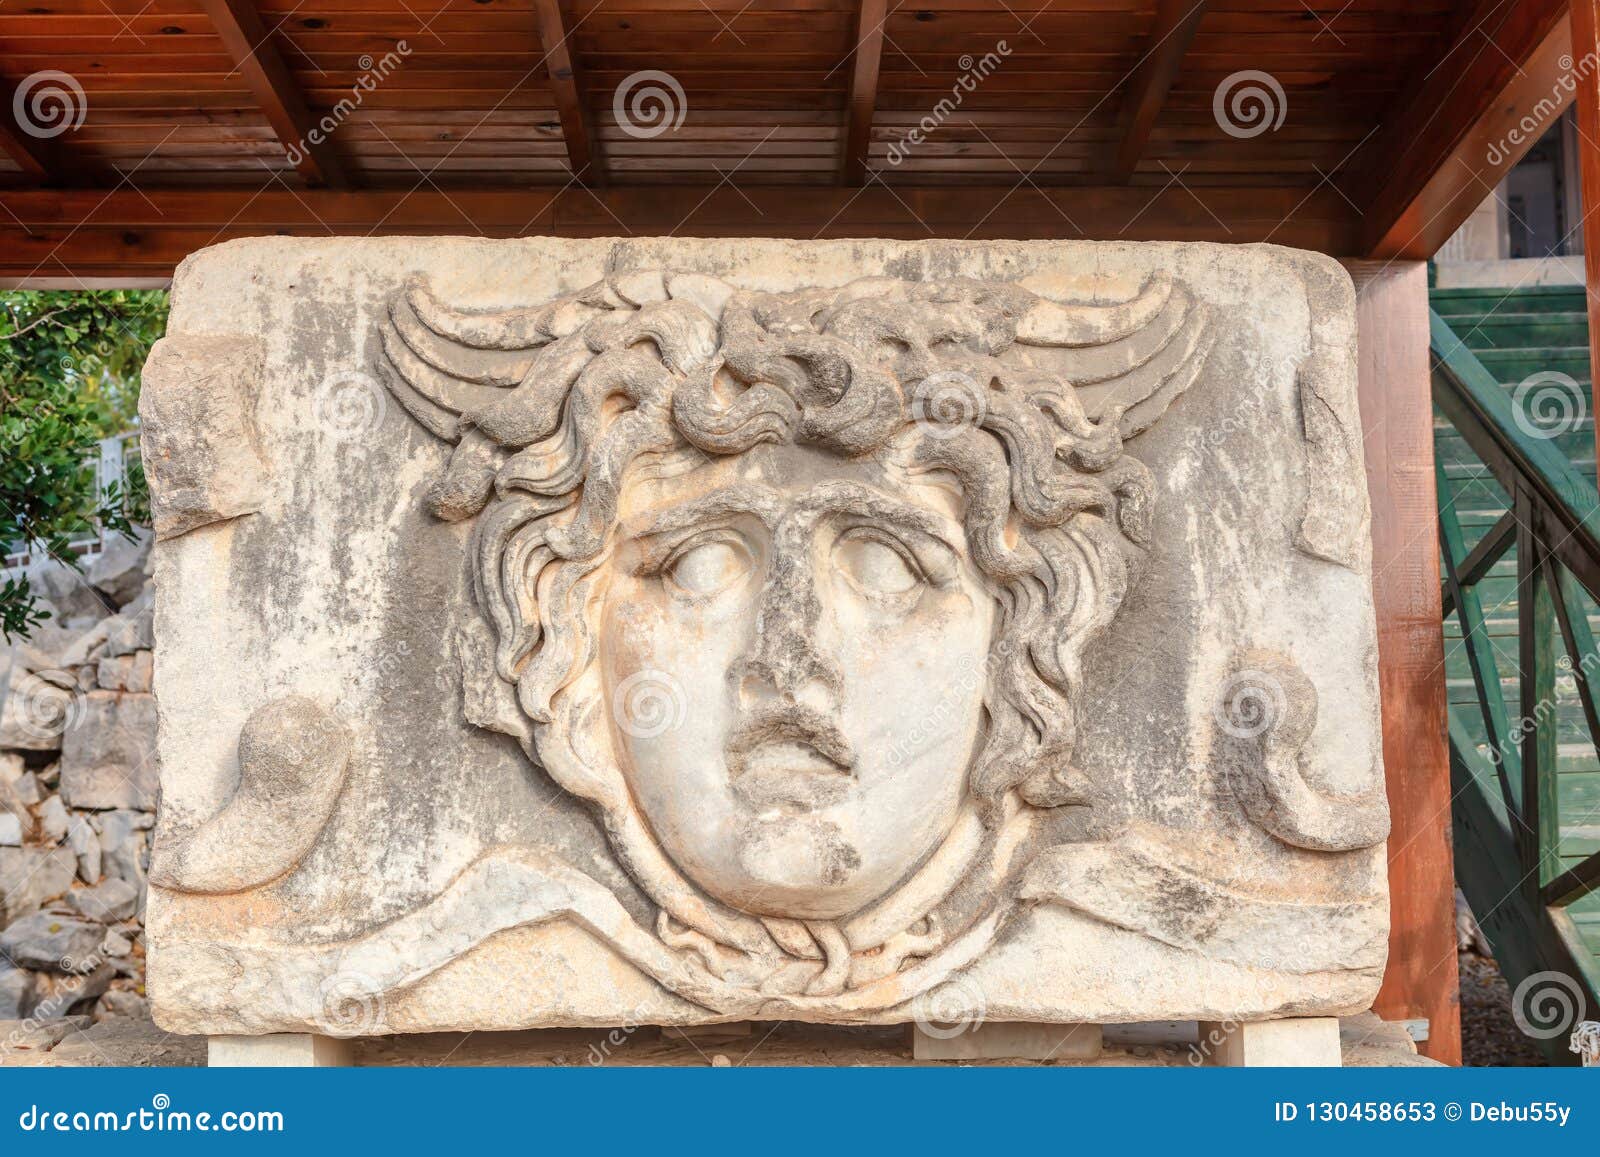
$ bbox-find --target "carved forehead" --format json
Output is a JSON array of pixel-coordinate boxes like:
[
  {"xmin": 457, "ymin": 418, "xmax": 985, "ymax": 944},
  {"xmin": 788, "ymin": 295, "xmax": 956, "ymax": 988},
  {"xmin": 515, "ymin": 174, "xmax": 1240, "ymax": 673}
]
[{"xmin": 616, "ymin": 442, "xmax": 967, "ymax": 537}]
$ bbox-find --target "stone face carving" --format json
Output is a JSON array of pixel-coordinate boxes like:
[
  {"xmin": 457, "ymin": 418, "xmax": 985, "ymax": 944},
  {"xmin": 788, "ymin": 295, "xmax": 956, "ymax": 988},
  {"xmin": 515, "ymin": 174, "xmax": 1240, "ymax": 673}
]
[{"xmin": 144, "ymin": 238, "xmax": 1388, "ymax": 1035}]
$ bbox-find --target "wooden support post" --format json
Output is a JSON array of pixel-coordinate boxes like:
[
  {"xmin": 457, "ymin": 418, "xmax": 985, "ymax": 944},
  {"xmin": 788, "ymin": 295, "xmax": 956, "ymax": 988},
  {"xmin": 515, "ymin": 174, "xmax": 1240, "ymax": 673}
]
[
  {"xmin": 1344, "ymin": 260, "xmax": 1461, "ymax": 1065},
  {"xmin": 1517, "ymin": 493, "xmax": 1562, "ymax": 898},
  {"xmin": 1571, "ymin": 1, "xmax": 1600, "ymax": 470}
]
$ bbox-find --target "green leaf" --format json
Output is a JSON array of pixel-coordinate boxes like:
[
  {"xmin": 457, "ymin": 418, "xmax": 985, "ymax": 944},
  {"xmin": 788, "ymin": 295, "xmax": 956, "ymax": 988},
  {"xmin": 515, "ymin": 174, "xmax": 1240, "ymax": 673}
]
[{"xmin": 0, "ymin": 288, "xmax": 168, "ymax": 639}]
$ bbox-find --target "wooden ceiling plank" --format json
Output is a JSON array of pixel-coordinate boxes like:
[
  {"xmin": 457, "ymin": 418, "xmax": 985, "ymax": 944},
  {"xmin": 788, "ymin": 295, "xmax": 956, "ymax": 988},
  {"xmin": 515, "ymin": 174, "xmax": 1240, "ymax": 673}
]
[
  {"xmin": 534, "ymin": 0, "xmax": 602, "ymax": 183},
  {"xmin": 841, "ymin": 0, "xmax": 886, "ymax": 185},
  {"xmin": 199, "ymin": 0, "xmax": 352, "ymax": 187},
  {"xmin": 1109, "ymin": 0, "xmax": 1208, "ymax": 182},
  {"xmin": 1352, "ymin": 0, "xmax": 1569, "ymax": 259}
]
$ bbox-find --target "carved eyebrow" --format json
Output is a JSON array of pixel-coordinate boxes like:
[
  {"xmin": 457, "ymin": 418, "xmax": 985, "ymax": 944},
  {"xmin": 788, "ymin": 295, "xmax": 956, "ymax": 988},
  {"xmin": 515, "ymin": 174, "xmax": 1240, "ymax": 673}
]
[
  {"xmin": 793, "ymin": 480, "xmax": 961, "ymax": 546},
  {"xmin": 624, "ymin": 484, "xmax": 786, "ymax": 538}
]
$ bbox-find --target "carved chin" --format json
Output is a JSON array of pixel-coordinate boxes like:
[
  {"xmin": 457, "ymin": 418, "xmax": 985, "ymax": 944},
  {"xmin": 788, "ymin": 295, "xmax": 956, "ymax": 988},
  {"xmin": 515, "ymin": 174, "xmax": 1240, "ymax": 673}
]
[{"xmin": 731, "ymin": 818, "xmax": 865, "ymax": 920}]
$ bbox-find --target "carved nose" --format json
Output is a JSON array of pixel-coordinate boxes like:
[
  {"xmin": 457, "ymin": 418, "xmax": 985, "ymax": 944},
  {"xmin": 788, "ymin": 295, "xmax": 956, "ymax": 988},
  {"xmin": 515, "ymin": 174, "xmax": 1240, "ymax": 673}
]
[
  {"xmin": 730, "ymin": 558, "xmax": 843, "ymax": 711},
  {"xmin": 733, "ymin": 647, "xmax": 843, "ymax": 711}
]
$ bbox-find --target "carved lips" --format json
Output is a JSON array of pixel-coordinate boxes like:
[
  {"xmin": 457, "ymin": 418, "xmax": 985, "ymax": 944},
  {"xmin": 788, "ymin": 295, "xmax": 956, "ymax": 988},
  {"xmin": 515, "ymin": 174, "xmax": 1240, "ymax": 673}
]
[{"xmin": 725, "ymin": 702, "xmax": 855, "ymax": 813}]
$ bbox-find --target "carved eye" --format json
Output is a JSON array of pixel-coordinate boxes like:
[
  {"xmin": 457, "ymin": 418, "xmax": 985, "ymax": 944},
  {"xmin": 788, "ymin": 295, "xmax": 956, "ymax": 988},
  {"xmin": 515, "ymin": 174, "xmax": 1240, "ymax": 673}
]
[
  {"xmin": 666, "ymin": 537, "xmax": 752, "ymax": 597},
  {"xmin": 834, "ymin": 532, "xmax": 921, "ymax": 596}
]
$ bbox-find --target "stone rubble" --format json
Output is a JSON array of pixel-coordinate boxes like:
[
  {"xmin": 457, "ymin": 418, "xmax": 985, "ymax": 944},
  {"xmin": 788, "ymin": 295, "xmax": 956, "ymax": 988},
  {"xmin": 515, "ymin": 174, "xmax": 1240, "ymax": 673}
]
[{"xmin": 0, "ymin": 532, "xmax": 154, "ymax": 1029}]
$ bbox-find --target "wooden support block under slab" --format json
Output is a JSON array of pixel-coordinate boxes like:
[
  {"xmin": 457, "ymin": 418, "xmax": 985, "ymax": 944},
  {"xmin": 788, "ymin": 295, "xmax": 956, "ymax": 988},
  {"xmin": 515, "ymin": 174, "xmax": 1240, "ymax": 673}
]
[
  {"xmin": 1197, "ymin": 1018, "xmax": 1342, "ymax": 1067},
  {"xmin": 209, "ymin": 1034, "xmax": 354, "ymax": 1067},
  {"xmin": 1103, "ymin": 1020, "xmax": 1200, "ymax": 1046},
  {"xmin": 662, "ymin": 1022, "xmax": 753, "ymax": 1041},
  {"xmin": 912, "ymin": 1022, "xmax": 1102, "ymax": 1061}
]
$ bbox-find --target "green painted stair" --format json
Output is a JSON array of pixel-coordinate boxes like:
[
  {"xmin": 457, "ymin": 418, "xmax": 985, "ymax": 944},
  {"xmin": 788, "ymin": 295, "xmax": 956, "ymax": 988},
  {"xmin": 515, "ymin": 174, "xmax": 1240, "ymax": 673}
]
[{"xmin": 1430, "ymin": 284, "xmax": 1600, "ymax": 978}]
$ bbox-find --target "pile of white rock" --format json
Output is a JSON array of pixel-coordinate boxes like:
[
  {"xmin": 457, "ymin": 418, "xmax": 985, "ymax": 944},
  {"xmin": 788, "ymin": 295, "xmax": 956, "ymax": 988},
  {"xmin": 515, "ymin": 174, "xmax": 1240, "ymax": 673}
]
[{"xmin": 0, "ymin": 531, "xmax": 156, "ymax": 1030}]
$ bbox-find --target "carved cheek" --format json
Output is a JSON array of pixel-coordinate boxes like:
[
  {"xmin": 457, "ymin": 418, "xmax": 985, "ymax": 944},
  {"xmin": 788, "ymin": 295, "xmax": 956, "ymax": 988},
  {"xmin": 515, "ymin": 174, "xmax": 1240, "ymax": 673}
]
[
  {"xmin": 606, "ymin": 578, "xmax": 746, "ymax": 670},
  {"xmin": 603, "ymin": 596, "xmax": 665, "ymax": 674},
  {"xmin": 601, "ymin": 585, "xmax": 739, "ymax": 795},
  {"xmin": 603, "ymin": 574, "xmax": 754, "ymax": 727},
  {"xmin": 854, "ymin": 588, "xmax": 984, "ymax": 677}
]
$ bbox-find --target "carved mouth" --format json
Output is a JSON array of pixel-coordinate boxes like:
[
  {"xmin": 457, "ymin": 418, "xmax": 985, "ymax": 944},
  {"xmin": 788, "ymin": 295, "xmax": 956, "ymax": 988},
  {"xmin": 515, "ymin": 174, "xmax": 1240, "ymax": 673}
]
[
  {"xmin": 730, "ymin": 744, "xmax": 853, "ymax": 812},
  {"xmin": 726, "ymin": 707, "xmax": 855, "ymax": 813}
]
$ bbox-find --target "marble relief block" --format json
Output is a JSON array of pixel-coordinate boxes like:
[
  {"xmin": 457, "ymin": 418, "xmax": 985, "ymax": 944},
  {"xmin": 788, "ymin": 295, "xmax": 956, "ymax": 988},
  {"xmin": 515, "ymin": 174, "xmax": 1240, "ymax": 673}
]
[{"xmin": 140, "ymin": 237, "xmax": 1388, "ymax": 1035}]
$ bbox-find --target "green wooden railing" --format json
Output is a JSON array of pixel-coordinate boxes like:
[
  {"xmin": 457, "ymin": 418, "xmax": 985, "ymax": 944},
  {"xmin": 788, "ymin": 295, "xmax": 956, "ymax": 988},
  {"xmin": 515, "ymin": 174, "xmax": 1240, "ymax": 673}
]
[{"xmin": 1432, "ymin": 309, "xmax": 1600, "ymax": 1062}]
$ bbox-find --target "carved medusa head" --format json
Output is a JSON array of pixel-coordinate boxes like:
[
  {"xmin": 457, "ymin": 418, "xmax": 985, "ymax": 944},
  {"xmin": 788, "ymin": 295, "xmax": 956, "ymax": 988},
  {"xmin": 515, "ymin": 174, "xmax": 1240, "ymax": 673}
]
[{"xmin": 379, "ymin": 268, "xmax": 1212, "ymax": 940}]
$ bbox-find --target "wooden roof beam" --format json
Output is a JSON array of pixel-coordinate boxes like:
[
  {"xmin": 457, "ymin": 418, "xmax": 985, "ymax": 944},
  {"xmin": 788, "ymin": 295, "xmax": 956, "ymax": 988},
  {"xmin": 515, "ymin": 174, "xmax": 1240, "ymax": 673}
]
[
  {"xmin": 200, "ymin": 0, "xmax": 351, "ymax": 188},
  {"xmin": 0, "ymin": 74, "xmax": 65, "ymax": 182},
  {"xmin": 1351, "ymin": 0, "xmax": 1569, "ymax": 259},
  {"xmin": 1109, "ymin": 0, "xmax": 1209, "ymax": 183},
  {"xmin": 842, "ymin": 0, "xmax": 887, "ymax": 185},
  {"xmin": 0, "ymin": 185, "xmax": 1365, "ymax": 281},
  {"xmin": 534, "ymin": 0, "xmax": 602, "ymax": 184},
  {"xmin": 0, "ymin": 73, "xmax": 119, "ymax": 187}
]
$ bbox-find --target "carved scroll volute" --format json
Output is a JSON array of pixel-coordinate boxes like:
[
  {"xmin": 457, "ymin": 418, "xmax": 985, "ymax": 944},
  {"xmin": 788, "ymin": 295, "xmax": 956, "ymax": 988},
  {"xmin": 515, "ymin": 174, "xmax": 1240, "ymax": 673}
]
[
  {"xmin": 149, "ymin": 696, "xmax": 350, "ymax": 894},
  {"xmin": 1214, "ymin": 654, "xmax": 1389, "ymax": 852}
]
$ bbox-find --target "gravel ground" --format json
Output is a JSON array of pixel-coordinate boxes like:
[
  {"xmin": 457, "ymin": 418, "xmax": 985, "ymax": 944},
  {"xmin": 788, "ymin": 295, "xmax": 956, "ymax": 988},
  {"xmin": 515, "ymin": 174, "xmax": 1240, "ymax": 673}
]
[{"xmin": 1459, "ymin": 950, "xmax": 1547, "ymax": 1066}]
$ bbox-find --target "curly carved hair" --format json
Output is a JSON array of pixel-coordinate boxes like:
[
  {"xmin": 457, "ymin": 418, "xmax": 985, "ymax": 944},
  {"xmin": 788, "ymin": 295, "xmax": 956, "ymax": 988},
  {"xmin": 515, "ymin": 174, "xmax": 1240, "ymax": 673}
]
[{"xmin": 378, "ymin": 269, "xmax": 1212, "ymax": 825}]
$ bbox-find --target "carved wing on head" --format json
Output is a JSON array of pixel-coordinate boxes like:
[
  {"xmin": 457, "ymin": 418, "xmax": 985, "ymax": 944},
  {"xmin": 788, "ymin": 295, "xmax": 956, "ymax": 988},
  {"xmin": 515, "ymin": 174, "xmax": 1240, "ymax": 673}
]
[
  {"xmin": 1013, "ymin": 271, "xmax": 1215, "ymax": 440},
  {"xmin": 376, "ymin": 271, "xmax": 708, "ymax": 519},
  {"xmin": 378, "ymin": 275, "xmax": 618, "ymax": 443}
]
